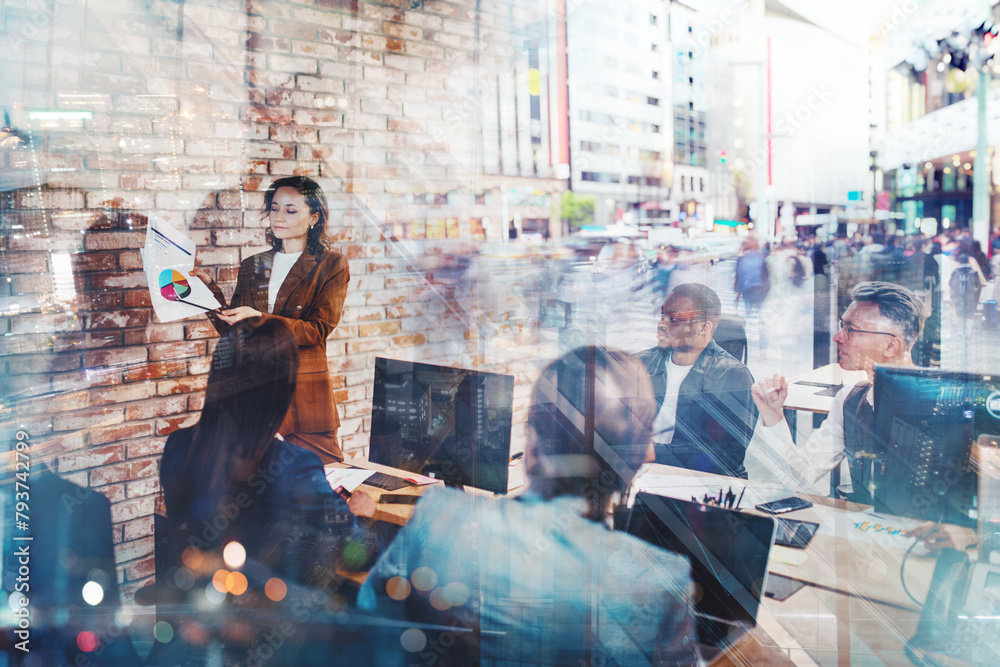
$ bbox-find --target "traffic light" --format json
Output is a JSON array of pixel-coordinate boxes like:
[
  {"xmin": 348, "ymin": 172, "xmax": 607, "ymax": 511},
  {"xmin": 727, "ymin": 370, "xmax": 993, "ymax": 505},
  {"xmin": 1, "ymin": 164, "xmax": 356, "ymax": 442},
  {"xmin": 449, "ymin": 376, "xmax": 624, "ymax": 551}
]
[{"xmin": 720, "ymin": 149, "xmax": 727, "ymax": 164}]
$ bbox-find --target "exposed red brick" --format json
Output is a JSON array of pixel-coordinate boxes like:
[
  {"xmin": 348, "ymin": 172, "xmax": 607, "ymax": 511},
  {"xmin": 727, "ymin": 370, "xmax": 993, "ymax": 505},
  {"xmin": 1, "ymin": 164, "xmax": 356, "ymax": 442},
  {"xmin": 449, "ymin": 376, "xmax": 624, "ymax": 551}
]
[
  {"xmin": 126, "ymin": 438, "xmax": 166, "ymax": 459},
  {"xmin": 156, "ymin": 375, "xmax": 208, "ymax": 396},
  {"xmin": 124, "ymin": 395, "xmax": 188, "ymax": 421},
  {"xmin": 110, "ymin": 497, "xmax": 156, "ymax": 524},
  {"xmin": 124, "ymin": 556, "xmax": 156, "ymax": 582},
  {"xmin": 88, "ymin": 422, "xmax": 156, "ymax": 446},
  {"xmin": 89, "ymin": 382, "xmax": 157, "ymax": 405},
  {"xmin": 123, "ymin": 290, "xmax": 153, "ymax": 308},
  {"xmin": 121, "ymin": 515, "xmax": 155, "ymax": 542},
  {"xmin": 71, "ymin": 252, "xmax": 118, "ymax": 272},
  {"xmin": 156, "ymin": 414, "xmax": 199, "ymax": 435},
  {"xmin": 122, "ymin": 360, "xmax": 187, "ymax": 382},
  {"xmin": 357, "ymin": 321, "xmax": 401, "ymax": 337},
  {"xmin": 113, "ymin": 536, "xmax": 154, "ymax": 564},
  {"xmin": 391, "ymin": 333, "xmax": 426, "ymax": 347},
  {"xmin": 122, "ymin": 323, "xmax": 185, "ymax": 345},
  {"xmin": 52, "ymin": 406, "xmax": 124, "ymax": 432},
  {"xmin": 87, "ymin": 309, "xmax": 151, "ymax": 330},
  {"xmin": 82, "ymin": 347, "xmax": 148, "ymax": 369},
  {"xmin": 57, "ymin": 444, "xmax": 125, "ymax": 473},
  {"xmin": 148, "ymin": 341, "xmax": 207, "ymax": 361},
  {"xmin": 183, "ymin": 321, "xmax": 217, "ymax": 340},
  {"xmin": 91, "ymin": 459, "xmax": 158, "ymax": 487},
  {"xmin": 127, "ymin": 477, "xmax": 161, "ymax": 499}
]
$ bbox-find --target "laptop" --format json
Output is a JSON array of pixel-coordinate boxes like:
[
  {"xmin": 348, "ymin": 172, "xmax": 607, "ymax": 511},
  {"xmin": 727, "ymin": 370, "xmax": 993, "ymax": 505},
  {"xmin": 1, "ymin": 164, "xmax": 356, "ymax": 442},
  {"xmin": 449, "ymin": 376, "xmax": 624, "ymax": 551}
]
[{"xmin": 617, "ymin": 493, "xmax": 778, "ymax": 650}]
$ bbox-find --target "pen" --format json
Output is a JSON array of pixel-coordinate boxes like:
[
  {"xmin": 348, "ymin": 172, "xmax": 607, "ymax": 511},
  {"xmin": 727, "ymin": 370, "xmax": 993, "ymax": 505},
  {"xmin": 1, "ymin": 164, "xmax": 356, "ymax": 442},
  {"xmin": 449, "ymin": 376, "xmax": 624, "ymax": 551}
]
[
  {"xmin": 334, "ymin": 486, "xmax": 352, "ymax": 502},
  {"xmin": 736, "ymin": 486, "xmax": 745, "ymax": 510}
]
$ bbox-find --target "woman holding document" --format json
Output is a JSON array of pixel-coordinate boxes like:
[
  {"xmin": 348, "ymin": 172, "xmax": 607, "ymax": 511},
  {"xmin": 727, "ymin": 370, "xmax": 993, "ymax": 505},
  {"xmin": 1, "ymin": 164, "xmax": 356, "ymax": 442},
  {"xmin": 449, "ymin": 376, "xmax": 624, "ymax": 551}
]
[{"xmin": 192, "ymin": 176, "xmax": 350, "ymax": 462}]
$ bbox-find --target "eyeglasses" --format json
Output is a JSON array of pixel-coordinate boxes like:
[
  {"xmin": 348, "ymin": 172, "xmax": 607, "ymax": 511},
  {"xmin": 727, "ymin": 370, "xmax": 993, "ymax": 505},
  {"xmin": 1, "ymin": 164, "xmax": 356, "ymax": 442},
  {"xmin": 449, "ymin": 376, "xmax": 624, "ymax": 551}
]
[
  {"xmin": 661, "ymin": 311, "xmax": 703, "ymax": 326},
  {"xmin": 837, "ymin": 319, "xmax": 897, "ymax": 340}
]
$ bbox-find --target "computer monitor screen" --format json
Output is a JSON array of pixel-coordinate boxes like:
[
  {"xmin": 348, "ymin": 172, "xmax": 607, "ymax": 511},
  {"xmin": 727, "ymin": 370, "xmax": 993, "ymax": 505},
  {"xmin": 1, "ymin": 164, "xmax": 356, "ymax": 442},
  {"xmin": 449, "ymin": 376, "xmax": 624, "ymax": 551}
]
[
  {"xmin": 369, "ymin": 357, "xmax": 515, "ymax": 494},
  {"xmin": 873, "ymin": 366, "xmax": 1000, "ymax": 527},
  {"xmin": 619, "ymin": 493, "xmax": 776, "ymax": 626}
]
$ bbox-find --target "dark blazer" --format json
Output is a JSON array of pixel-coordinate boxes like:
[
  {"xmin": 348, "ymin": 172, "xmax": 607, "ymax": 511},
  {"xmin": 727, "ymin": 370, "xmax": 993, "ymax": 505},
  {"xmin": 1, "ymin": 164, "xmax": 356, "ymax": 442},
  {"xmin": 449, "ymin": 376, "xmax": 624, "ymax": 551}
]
[
  {"xmin": 159, "ymin": 428, "xmax": 350, "ymax": 584},
  {"xmin": 208, "ymin": 249, "xmax": 350, "ymax": 434},
  {"xmin": 638, "ymin": 341, "xmax": 758, "ymax": 478},
  {"xmin": 1, "ymin": 467, "xmax": 140, "ymax": 665}
]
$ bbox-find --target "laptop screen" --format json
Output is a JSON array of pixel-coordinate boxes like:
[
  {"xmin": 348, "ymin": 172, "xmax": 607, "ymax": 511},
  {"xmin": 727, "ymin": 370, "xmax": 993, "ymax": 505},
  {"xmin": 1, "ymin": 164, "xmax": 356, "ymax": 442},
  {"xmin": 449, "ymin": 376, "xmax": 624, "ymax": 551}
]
[{"xmin": 620, "ymin": 493, "xmax": 777, "ymax": 625}]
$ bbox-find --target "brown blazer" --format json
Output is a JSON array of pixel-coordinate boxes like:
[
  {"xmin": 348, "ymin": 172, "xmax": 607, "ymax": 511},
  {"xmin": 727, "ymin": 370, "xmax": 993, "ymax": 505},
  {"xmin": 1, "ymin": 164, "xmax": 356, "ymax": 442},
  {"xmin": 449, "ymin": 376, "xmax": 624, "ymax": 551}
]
[{"xmin": 208, "ymin": 248, "xmax": 350, "ymax": 435}]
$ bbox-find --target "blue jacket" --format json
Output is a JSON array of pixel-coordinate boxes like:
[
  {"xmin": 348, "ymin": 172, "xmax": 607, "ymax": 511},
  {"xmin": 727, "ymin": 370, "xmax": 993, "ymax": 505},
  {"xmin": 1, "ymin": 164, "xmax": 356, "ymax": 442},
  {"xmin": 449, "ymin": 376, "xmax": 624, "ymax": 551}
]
[
  {"xmin": 638, "ymin": 341, "xmax": 757, "ymax": 478},
  {"xmin": 359, "ymin": 487, "xmax": 697, "ymax": 666},
  {"xmin": 160, "ymin": 429, "xmax": 351, "ymax": 585}
]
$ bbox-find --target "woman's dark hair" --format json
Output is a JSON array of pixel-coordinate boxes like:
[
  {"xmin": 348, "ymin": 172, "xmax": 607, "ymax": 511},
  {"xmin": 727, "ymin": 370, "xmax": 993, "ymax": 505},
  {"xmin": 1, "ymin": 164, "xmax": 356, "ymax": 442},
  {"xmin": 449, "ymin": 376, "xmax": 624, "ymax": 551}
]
[
  {"xmin": 526, "ymin": 347, "xmax": 656, "ymax": 522},
  {"xmin": 180, "ymin": 317, "xmax": 299, "ymax": 521},
  {"xmin": 262, "ymin": 176, "xmax": 329, "ymax": 255}
]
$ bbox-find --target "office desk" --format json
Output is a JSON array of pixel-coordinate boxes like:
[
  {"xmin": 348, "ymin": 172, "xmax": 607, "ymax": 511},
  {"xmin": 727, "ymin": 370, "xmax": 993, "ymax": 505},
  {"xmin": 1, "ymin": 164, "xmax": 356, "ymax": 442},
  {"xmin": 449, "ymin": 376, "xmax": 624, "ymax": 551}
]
[
  {"xmin": 637, "ymin": 465, "xmax": 947, "ymax": 665},
  {"xmin": 784, "ymin": 364, "xmax": 867, "ymax": 415},
  {"xmin": 325, "ymin": 459, "xmax": 443, "ymax": 526}
]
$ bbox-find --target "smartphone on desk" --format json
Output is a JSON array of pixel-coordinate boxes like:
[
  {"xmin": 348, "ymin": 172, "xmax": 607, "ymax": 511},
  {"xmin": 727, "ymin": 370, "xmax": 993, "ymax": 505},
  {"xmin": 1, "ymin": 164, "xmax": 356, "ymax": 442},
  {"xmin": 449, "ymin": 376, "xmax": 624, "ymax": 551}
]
[
  {"xmin": 378, "ymin": 494, "xmax": 420, "ymax": 506},
  {"xmin": 756, "ymin": 496, "xmax": 813, "ymax": 515}
]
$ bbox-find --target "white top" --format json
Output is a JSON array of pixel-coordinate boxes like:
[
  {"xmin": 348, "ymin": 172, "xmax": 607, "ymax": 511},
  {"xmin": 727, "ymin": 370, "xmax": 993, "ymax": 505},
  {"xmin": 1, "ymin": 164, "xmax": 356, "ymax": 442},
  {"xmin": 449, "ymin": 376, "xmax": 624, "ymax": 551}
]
[
  {"xmin": 744, "ymin": 379, "xmax": 872, "ymax": 493},
  {"xmin": 268, "ymin": 251, "xmax": 302, "ymax": 313},
  {"xmin": 651, "ymin": 358, "xmax": 694, "ymax": 445}
]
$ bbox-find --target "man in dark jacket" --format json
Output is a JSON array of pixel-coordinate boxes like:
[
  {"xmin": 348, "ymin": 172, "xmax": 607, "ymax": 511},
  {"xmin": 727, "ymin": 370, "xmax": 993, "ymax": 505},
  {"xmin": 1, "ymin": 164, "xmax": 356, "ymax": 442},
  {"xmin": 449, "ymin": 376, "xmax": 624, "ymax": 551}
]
[{"xmin": 638, "ymin": 283, "xmax": 758, "ymax": 478}]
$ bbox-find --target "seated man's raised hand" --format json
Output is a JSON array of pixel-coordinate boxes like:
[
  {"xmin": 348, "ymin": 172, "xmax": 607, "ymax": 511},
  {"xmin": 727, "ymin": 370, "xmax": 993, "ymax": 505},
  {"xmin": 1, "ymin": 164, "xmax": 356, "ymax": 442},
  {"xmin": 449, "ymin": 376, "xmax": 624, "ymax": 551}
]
[{"xmin": 751, "ymin": 374, "xmax": 788, "ymax": 427}]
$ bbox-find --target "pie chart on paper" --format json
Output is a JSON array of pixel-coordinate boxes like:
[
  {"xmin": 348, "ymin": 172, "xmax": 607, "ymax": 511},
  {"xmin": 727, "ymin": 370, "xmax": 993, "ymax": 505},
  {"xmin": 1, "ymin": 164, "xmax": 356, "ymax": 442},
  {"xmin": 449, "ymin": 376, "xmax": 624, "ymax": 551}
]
[{"xmin": 159, "ymin": 269, "xmax": 192, "ymax": 302}]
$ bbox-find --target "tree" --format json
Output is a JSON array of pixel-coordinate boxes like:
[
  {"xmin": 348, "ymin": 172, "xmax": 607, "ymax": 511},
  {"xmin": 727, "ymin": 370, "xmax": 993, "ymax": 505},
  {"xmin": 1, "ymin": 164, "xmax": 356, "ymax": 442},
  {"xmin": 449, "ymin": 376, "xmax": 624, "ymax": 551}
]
[{"xmin": 560, "ymin": 191, "xmax": 595, "ymax": 229}]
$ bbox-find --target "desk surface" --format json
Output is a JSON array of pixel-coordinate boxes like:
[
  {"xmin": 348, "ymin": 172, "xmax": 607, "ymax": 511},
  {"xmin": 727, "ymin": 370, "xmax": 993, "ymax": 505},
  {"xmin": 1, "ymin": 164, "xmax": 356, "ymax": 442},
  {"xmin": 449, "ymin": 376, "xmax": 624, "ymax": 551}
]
[
  {"xmin": 784, "ymin": 364, "xmax": 868, "ymax": 414},
  {"xmin": 639, "ymin": 464, "xmax": 948, "ymax": 665},
  {"xmin": 326, "ymin": 459, "xmax": 443, "ymax": 526}
]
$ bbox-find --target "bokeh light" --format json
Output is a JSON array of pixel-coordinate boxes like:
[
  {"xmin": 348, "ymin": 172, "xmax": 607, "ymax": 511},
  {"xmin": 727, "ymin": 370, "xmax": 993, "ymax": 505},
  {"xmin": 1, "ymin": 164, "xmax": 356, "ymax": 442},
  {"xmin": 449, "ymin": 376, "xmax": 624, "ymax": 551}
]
[
  {"xmin": 399, "ymin": 628, "xmax": 427, "ymax": 652},
  {"xmin": 211, "ymin": 569, "xmax": 229, "ymax": 593},
  {"xmin": 76, "ymin": 631, "xmax": 99, "ymax": 652},
  {"xmin": 153, "ymin": 621, "xmax": 174, "ymax": 644},
  {"xmin": 265, "ymin": 577, "xmax": 287, "ymax": 602},
  {"xmin": 225, "ymin": 571, "xmax": 248, "ymax": 595},
  {"xmin": 81, "ymin": 581, "xmax": 104, "ymax": 606},
  {"xmin": 182, "ymin": 546, "xmax": 204, "ymax": 571},
  {"xmin": 223, "ymin": 541, "xmax": 246, "ymax": 570},
  {"xmin": 204, "ymin": 581, "xmax": 226, "ymax": 604},
  {"xmin": 411, "ymin": 566, "xmax": 437, "ymax": 592},
  {"xmin": 386, "ymin": 576, "xmax": 411, "ymax": 601},
  {"xmin": 442, "ymin": 582, "xmax": 471, "ymax": 607}
]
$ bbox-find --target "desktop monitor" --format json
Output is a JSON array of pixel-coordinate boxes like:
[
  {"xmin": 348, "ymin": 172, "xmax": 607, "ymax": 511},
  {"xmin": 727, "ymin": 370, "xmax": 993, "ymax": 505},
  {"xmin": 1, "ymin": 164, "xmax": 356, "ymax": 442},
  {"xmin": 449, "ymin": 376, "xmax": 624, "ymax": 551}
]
[
  {"xmin": 618, "ymin": 493, "xmax": 777, "ymax": 628},
  {"xmin": 369, "ymin": 357, "xmax": 515, "ymax": 494},
  {"xmin": 872, "ymin": 366, "xmax": 1000, "ymax": 527}
]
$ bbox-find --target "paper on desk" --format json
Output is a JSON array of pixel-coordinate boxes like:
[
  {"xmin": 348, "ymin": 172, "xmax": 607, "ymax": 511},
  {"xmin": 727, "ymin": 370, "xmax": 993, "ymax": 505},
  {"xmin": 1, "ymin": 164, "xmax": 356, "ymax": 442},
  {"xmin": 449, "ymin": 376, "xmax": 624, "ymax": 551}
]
[
  {"xmin": 817, "ymin": 510, "xmax": 924, "ymax": 547},
  {"xmin": 325, "ymin": 468, "xmax": 375, "ymax": 493},
  {"xmin": 143, "ymin": 216, "xmax": 222, "ymax": 322},
  {"xmin": 770, "ymin": 545, "xmax": 810, "ymax": 567},
  {"xmin": 404, "ymin": 472, "xmax": 438, "ymax": 486},
  {"xmin": 631, "ymin": 469, "xmax": 791, "ymax": 508}
]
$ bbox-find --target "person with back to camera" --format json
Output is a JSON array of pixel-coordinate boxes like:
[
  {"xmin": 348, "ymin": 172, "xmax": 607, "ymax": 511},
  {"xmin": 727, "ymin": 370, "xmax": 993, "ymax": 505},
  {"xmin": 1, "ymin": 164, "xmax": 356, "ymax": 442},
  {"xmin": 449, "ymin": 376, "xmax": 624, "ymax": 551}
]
[
  {"xmin": 357, "ymin": 347, "xmax": 697, "ymax": 666},
  {"xmin": 192, "ymin": 176, "xmax": 350, "ymax": 463},
  {"xmin": 153, "ymin": 317, "xmax": 361, "ymax": 666}
]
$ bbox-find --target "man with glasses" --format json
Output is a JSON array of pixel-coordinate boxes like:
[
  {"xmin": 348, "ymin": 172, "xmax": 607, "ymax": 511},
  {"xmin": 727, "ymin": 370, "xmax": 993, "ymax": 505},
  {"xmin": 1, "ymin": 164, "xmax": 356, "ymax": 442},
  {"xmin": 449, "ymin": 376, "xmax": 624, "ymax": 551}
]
[
  {"xmin": 749, "ymin": 281, "xmax": 927, "ymax": 498},
  {"xmin": 638, "ymin": 283, "xmax": 758, "ymax": 478}
]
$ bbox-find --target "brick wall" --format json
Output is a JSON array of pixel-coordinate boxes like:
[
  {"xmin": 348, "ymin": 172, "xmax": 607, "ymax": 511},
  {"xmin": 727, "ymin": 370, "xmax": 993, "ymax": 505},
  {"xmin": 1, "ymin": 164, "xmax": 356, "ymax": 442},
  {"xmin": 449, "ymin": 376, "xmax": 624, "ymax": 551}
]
[{"xmin": 0, "ymin": 0, "xmax": 564, "ymax": 609}]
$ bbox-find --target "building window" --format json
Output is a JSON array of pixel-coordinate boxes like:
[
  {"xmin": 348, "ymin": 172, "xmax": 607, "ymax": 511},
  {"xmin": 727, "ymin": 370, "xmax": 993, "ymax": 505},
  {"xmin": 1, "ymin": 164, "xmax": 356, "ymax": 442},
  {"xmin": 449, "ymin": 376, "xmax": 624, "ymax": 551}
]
[
  {"xmin": 652, "ymin": 124, "xmax": 660, "ymax": 133},
  {"xmin": 689, "ymin": 76, "xmax": 694, "ymax": 85},
  {"xmin": 652, "ymin": 70, "xmax": 660, "ymax": 80},
  {"xmin": 651, "ymin": 43, "xmax": 659, "ymax": 52},
  {"xmin": 580, "ymin": 110, "xmax": 617, "ymax": 125},
  {"xmin": 647, "ymin": 97, "xmax": 660, "ymax": 106},
  {"xmin": 650, "ymin": 14, "xmax": 657, "ymax": 25},
  {"xmin": 699, "ymin": 178, "xmax": 704, "ymax": 192},
  {"xmin": 581, "ymin": 171, "xmax": 621, "ymax": 184}
]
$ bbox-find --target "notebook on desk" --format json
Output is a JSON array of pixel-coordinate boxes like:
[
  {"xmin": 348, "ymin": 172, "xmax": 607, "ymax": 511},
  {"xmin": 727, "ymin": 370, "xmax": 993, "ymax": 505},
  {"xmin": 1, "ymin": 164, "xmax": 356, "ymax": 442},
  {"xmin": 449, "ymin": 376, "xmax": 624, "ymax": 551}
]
[{"xmin": 617, "ymin": 493, "xmax": 778, "ymax": 650}]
